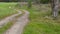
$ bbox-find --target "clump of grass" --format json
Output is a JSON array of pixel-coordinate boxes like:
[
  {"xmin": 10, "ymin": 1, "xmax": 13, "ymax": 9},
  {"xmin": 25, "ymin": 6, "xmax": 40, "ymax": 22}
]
[{"xmin": 0, "ymin": 22, "xmax": 14, "ymax": 34}]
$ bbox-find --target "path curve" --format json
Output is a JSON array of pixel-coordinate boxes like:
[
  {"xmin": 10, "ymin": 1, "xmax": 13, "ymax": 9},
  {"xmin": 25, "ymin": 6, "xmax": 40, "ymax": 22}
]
[
  {"xmin": 0, "ymin": 11, "xmax": 22, "ymax": 28},
  {"xmin": 4, "ymin": 10, "xmax": 29, "ymax": 34}
]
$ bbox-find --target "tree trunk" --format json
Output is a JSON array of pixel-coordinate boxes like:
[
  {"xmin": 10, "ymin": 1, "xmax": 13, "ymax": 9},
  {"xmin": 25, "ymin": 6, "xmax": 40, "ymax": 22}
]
[
  {"xmin": 51, "ymin": 0, "xmax": 59, "ymax": 18},
  {"xmin": 28, "ymin": 0, "xmax": 32, "ymax": 8}
]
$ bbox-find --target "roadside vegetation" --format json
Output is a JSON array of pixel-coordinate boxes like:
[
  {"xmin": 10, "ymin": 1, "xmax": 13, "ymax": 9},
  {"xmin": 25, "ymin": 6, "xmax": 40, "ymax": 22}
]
[
  {"xmin": 0, "ymin": 3, "xmax": 17, "ymax": 20},
  {"xmin": 0, "ymin": 22, "xmax": 13, "ymax": 34},
  {"xmin": 22, "ymin": 5, "xmax": 60, "ymax": 34}
]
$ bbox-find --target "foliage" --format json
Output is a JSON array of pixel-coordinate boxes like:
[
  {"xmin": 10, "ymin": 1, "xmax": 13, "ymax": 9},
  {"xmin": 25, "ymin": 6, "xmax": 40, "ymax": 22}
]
[
  {"xmin": 40, "ymin": 0, "xmax": 49, "ymax": 4},
  {"xmin": 28, "ymin": 0, "xmax": 32, "ymax": 8}
]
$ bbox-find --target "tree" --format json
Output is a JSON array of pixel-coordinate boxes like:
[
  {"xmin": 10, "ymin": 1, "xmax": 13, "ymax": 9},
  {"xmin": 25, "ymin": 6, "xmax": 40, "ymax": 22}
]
[
  {"xmin": 28, "ymin": 0, "xmax": 32, "ymax": 8},
  {"xmin": 34, "ymin": 0, "xmax": 41, "ymax": 4},
  {"xmin": 51, "ymin": 0, "xmax": 59, "ymax": 18},
  {"xmin": 40, "ymin": 0, "xmax": 49, "ymax": 4}
]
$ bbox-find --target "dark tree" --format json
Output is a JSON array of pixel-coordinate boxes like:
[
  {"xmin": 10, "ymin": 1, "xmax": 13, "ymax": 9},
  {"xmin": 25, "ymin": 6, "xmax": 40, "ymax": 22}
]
[{"xmin": 28, "ymin": 0, "xmax": 32, "ymax": 8}]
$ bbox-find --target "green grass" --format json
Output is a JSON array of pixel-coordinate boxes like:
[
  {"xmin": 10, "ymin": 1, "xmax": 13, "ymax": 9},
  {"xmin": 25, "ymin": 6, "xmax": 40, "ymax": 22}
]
[
  {"xmin": 0, "ymin": 2, "xmax": 19, "ymax": 34},
  {"xmin": 0, "ymin": 2, "xmax": 18, "ymax": 20},
  {"xmin": 23, "ymin": 5, "xmax": 60, "ymax": 34},
  {"xmin": 0, "ymin": 22, "xmax": 14, "ymax": 34}
]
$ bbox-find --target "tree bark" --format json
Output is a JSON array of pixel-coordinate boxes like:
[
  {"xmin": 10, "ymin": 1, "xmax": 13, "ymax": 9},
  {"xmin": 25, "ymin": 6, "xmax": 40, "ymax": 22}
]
[{"xmin": 51, "ymin": 0, "xmax": 59, "ymax": 18}]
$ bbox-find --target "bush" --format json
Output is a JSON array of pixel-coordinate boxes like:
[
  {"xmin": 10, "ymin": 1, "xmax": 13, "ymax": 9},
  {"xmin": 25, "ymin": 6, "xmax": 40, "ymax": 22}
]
[{"xmin": 40, "ymin": 0, "xmax": 49, "ymax": 4}]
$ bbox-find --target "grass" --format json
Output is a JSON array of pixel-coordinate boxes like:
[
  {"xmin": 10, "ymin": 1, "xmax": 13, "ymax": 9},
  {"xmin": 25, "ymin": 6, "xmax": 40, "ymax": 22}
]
[
  {"xmin": 22, "ymin": 4, "xmax": 60, "ymax": 34},
  {"xmin": 0, "ymin": 2, "xmax": 19, "ymax": 34},
  {"xmin": 0, "ymin": 9, "xmax": 24, "ymax": 34},
  {"xmin": 0, "ymin": 2, "xmax": 18, "ymax": 20},
  {"xmin": 0, "ymin": 22, "xmax": 14, "ymax": 34}
]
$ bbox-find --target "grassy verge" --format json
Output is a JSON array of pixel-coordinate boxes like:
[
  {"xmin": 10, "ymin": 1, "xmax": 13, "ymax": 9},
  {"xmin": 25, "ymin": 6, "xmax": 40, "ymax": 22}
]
[
  {"xmin": 22, "ymin": 5, "xmax": 60, "ymax": 34},
  {"xmin": 0, "ymin": 2, "xmax": 18, "ymax": 20},
  {"xmin": 0, "ymin": 22, "xmax": 14, "ymax": 34}
]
